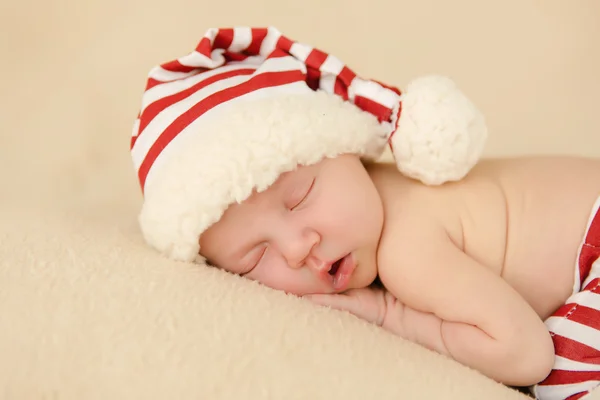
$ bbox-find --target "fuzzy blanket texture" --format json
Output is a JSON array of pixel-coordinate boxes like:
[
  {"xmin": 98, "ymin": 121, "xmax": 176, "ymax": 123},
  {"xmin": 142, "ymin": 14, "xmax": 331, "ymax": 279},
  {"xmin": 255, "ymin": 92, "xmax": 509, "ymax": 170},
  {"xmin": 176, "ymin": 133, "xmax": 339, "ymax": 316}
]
[{"xmin": 1, "ymin": 1, "xmax": 599, "ymax": 399}]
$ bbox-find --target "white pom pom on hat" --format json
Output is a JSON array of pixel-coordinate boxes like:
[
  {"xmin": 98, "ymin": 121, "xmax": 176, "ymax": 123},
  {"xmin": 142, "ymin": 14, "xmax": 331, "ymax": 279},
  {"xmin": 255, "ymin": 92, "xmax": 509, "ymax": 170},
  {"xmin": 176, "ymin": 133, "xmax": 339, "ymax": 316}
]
[
  {"xmin": 130, "ymin": 26, "xmax": 488, "ymax": 262},
  {"xmin": 391, "ymin": 75, "xmax": 487, "ymax": 185}
]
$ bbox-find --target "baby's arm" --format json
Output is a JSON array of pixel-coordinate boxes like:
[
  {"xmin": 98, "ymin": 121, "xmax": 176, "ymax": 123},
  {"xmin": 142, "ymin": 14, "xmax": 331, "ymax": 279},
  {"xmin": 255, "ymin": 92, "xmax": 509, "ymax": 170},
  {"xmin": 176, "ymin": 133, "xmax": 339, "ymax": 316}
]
[{"xmin": 380, "ymin": 223, "xmax": 555, "ymax": 386}]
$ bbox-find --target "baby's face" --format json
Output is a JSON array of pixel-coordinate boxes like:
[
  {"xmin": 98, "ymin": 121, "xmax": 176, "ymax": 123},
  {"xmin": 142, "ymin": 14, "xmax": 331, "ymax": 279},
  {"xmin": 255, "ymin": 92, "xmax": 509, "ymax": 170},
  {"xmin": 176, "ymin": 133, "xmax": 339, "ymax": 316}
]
[{"xmin": 199, "ymin": 154, "xmax": 384, "ymax": 295}]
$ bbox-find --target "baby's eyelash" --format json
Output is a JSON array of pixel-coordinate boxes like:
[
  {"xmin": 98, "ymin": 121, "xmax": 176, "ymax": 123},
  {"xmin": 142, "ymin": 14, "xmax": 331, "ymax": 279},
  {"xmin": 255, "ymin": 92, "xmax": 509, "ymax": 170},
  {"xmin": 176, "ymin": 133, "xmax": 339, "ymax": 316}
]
[
  {"xmin": 241, "ymin": 246, "xmax": 266, "ymax": 276},
  {"xmin": 290, "ymin": 178, "xmax": 316, "ymax": 210}
]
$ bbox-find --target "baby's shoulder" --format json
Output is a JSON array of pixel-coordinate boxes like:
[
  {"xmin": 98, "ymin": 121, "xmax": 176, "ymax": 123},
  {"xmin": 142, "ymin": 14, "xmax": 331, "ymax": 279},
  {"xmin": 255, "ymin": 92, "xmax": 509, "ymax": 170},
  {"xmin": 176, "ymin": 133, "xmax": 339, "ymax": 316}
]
[
  {"xmin": 369, "ymin": 163, "xmax": 481, "ymax": 242},
  {"xmin": 373, "ymin": 178, "xmax": 464, "ymax": 265},
  {"xmin": 369, "ymin": 161, "xmax": 509, "ymax": 272},
  {"xmin": 374, "ymin": 182, "xmax": 469, "ymax": 292}
]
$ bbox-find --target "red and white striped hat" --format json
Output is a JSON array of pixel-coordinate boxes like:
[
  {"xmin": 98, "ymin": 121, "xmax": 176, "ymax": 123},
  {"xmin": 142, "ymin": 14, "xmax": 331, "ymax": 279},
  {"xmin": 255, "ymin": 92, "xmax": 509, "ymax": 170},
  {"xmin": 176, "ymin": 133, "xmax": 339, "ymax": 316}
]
[{"xmin": 131, "ymin": 26, "xmax": 487, "ymax": 262}]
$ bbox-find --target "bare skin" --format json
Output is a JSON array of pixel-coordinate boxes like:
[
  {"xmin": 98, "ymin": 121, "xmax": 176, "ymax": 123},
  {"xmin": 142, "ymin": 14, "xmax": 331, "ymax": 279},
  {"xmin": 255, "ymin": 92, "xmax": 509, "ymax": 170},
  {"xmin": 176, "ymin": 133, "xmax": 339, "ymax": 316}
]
[
  {"xmin": 200, "ymin": 155, "xmax": 600, "ymax": 387},
  {"xmin": 369, "ymin": 156, "xmax": 600, "ymax": 320}
]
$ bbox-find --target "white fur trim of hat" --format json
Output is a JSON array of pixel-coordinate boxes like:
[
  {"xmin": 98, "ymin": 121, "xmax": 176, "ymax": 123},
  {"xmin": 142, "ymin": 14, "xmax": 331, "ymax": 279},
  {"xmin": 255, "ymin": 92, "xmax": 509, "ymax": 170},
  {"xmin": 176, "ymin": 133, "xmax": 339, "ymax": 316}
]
[{"xmin": 130, "ymin": 26, "xmax": 488, "ymax": 262}]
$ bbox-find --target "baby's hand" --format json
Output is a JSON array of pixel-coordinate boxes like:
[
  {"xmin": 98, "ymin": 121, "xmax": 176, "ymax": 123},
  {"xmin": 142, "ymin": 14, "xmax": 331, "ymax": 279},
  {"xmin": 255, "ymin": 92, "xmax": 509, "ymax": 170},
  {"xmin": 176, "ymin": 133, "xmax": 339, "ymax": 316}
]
[{"xmin": 304, "ymin": 287, "xmax": 404, "ymax": 333}]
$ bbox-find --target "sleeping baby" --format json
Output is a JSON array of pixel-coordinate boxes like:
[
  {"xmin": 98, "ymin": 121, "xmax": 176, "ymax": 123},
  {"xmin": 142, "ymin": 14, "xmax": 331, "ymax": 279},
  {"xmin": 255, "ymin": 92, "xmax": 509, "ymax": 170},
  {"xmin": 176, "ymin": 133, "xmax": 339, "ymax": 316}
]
[{"xmin": 130, "ymin": 26, "xmax": 600, "ymax": 400}]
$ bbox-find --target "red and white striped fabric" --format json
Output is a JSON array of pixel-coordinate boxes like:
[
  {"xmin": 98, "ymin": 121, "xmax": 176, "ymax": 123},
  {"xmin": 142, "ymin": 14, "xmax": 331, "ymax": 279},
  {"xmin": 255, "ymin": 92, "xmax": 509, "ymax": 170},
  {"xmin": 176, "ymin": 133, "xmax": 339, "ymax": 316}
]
[
  {"xmin": 532, "ymin": 196, "xmax": 600, "ymax": 400},
  {"xmin": 131, "ymin": 26, "xmax": 400, "ymax": 194},
  {"xmin": 132, "ymin": 26, "xmax": 401, "ymax": 261}
]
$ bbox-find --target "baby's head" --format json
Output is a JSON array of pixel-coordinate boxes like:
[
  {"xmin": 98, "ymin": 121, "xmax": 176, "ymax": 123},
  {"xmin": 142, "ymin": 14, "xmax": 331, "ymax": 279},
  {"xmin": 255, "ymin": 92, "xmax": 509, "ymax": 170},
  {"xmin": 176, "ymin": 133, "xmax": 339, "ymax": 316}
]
[
  {"xmin": 200, "ymin": 154, "xmax": 383, "ymax": 295},
  {"xmin": 130, "ymin": 26, "xmax": 486, "ymax": 294}
]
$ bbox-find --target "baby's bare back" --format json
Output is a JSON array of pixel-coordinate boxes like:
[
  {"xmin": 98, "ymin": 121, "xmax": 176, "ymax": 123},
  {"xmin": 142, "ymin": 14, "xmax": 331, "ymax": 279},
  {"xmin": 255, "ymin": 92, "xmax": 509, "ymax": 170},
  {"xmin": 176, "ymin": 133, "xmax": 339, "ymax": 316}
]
[
  {"xmin": 368, "ymin": 156, "xmax": 600, "ymax": 319},
  {"xmin": 464, "ymin": 157, "xmax": 600, "ymax": 318}
]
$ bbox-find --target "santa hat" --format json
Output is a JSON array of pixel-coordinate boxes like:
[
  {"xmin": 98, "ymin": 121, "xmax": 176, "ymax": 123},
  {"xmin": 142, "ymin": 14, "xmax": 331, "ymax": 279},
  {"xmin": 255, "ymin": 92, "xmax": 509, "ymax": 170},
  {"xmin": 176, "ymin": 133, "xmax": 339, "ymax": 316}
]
[{"xmin": 131, "ymin": 26, "xmax": 487, "ymax": 262}]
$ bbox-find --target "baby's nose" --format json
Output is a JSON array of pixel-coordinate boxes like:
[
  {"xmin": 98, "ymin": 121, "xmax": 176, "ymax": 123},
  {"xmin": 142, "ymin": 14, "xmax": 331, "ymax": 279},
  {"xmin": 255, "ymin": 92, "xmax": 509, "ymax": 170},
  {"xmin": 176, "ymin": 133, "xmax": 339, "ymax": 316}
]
[{"xmin": 280, "ymin": 229, "xmax": 320, "ymax": 269}]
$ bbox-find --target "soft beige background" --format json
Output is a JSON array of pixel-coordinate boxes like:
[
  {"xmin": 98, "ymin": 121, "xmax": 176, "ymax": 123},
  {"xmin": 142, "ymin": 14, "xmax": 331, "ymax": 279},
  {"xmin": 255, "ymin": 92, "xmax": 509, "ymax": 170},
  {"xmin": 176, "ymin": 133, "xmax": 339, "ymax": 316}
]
[{"xmin": 1, "ymin": 1, "xmax": 599, "ymax": 399}]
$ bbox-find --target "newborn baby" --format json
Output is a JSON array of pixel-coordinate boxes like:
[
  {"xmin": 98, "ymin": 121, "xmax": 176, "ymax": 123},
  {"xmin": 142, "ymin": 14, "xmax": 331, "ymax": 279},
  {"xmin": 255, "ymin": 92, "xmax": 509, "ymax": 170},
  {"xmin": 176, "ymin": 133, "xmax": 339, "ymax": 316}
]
[
  {"xmin": 131, "ymin": 26, "xmax": 599, "ymax": 400},
  {"xmin": 200, "ymin": 154, "xmax": 600, "ymax": 399}
]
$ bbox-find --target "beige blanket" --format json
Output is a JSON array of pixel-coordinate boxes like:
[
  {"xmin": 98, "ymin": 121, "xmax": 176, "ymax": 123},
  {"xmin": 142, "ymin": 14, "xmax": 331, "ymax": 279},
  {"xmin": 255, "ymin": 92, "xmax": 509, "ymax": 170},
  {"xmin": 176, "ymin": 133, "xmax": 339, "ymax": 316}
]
[{"xmin": 2, "ymin": 0, "xmax": 599, "ymax": 398}]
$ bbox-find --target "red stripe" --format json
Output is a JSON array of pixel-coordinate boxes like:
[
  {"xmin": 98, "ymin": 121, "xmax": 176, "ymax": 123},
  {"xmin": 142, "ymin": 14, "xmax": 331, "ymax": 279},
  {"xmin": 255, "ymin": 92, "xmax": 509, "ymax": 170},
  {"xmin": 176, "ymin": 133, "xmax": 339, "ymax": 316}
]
[
  {"xmin": 334, "ymin": 66, "xmax": 356, "ymax": 99},
  {"xmin": 267, "ymin": 49, "xmax": 291, "ymax": 59},
  {"xmin": 305, "ymin": 49, "xmax": 327, "ymax": 91},
  {"xmin": 566, "ymin": 392, "xmax": 591, "ymax": 400},
  {"xmin": 584, "ymin": 208, "xmax": 600, "ymax": 247},
  {"xmin": 214, "ymin": 28, "xmax": 234, "ymax": 50},
  {"xmin": 138, "ymin": 70, "xmax": 306, "ymax": 190},
  {"xmin": 539, "ymin": 368, "xmax": 600, "ymax": 386},
  {"xmin": 276, "ymin": 35, "xmax": 294, "ymax": 53},
  {"xmin": 247, "ymin": 28, "xmax": 268, "ymax": 55},
  {"xmin": 583, "ymin": 277, "xmax": 600, "ymax": 292},
  {"xmin": 131, "ymin": 116, "xmax": 140, "ymax": 149},
  {"xmin": 137, "ymin": 68, "xmax": 255, "ymax": 137},
  {"xmin": 552, "ymin": 303, "xmax": 581, "ymax": 319},
  {"xmin": 337, "ymin": 66, "xmax": 357, "ymax": 86},
  {"xmin": 579, "ymin": 245, "xmax": 600, "ymax": 286},
  {"xmin": 565, "ymin": 390, "xmax": 590, "ymax": 400},
  {"xmin": 161, "ymin": 59, "xmax": 196, "ymax": 74},
  {"xmin": 146, "ymin": 78, "xmax": 163, "ymax": 91},
  {"xmin": 552, "ymin": 334, "xmax": 600, "ymax": 363},
  {"xmin": 355, "ymin": 95, "xmax": 393, "ymax": 123},
  {"xmin": 578, "ymin": 208, "xmax": 600, "ymax": 285},
  {"xmin": 195, "ymin": 37, "xmax": 213, "ymax": 57},
  {"xmin": 223, "ymin": 51, "xmax": 249, "ymax": 62},
  {"xmin": 333, "ymin": 78, "xmax": 349, "ymax": 100}
]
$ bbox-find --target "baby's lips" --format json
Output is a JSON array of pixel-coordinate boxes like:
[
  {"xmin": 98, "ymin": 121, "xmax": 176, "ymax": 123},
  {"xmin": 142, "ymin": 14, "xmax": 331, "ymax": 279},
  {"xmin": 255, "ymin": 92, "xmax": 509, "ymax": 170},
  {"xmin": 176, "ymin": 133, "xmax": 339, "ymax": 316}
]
[{"xmin": 332, "ymin": 255, "xmax": 355, "ymax": 291}]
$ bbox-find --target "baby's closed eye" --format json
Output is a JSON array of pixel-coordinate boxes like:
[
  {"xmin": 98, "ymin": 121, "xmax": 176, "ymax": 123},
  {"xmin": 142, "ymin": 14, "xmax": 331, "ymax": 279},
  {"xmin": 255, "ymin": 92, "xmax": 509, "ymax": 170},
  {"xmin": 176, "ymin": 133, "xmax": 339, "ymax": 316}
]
[
  {"xmin": 240, "ymin": 244, "xmax": 268, "ymax": 276},
  {"xmin": 288, "ymin": 177, "xmax": 316, "ymax": 211}
]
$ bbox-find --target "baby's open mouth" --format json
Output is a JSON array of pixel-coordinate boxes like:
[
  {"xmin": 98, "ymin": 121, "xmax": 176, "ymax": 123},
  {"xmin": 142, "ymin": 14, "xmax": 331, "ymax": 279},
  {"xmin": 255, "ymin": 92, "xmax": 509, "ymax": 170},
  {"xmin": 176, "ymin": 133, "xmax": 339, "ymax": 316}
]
[
  {"xmin": 328, "ymin": 258, "xmax": 343, "ymax": 276},
  {"xmin": 321, "ymin": 254, "xmax": 355, "ymax": 291}
]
